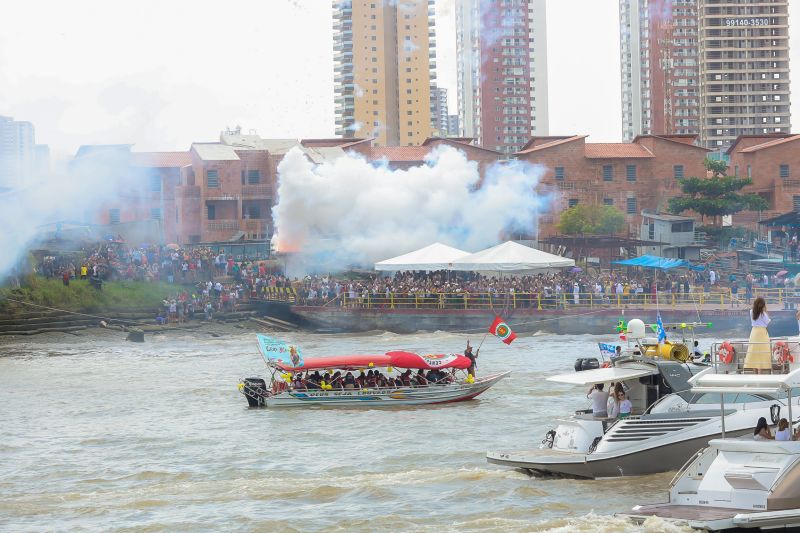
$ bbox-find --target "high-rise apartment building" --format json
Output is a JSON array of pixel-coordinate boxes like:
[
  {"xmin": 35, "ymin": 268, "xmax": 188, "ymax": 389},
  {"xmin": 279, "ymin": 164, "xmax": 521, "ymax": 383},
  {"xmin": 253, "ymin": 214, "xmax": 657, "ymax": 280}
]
[
  {"xmin": 619, "ymin": 0, "xmax": 700, "ymax": 142},
  {"xmin": 698, "ymin": 0, "xmax": 791, "ymax": 149},
  {"xmin": 456, "ymin": 0, "xmax": 549, "ymax": 153},
  {"xmin": 430, "ymin": 85, "xmax": 450, "ymax": 136},
  {"xmin": 0, "ymin": 115, "xmax": 38, "ymax": 189},
  {"xmin": 333, "ymin": 0, "xmax": 436, "ymax": 147}
]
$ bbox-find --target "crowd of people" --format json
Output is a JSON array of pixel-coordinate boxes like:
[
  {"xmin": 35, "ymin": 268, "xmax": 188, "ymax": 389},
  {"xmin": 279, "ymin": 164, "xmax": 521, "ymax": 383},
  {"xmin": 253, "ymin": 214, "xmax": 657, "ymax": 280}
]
[
  {"xmin": 293, "ymin": 267, "xmax": 798, "ymax": 309},
  {"xmin": 287, "ymin": 367, "xmax": 456, "ymax": 391}
]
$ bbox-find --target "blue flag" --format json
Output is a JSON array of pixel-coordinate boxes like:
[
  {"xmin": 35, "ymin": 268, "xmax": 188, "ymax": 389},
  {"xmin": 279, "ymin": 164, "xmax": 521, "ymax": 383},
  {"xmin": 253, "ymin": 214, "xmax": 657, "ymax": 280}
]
[
  {"xmin": 656, "ymin": 313, "xmax": 667, "ymax": 344},
  {"xmin": 256, "ymin": 334, "xmax": 304, "ymax": 368},
  {"xmin": 599, "ymin": 343, "xmax": 617, "ymax": 360}
]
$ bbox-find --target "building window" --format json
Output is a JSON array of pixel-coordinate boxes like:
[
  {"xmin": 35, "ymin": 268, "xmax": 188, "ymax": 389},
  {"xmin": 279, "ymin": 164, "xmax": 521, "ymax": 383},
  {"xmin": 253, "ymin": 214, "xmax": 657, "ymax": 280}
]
[
  {"xmin": 207, "ymin": 170, "xmax": 219, "ymax": 188},
  {"xmin": 794, "ymin": 196, "xmax": 800, "ymax": 211},
  {"xmin": 247, "ymin": 170, "xmax": 261, "ymax": 184},
  {"xmin": 626, "ymin": 197, "xmax": 637, "ymax": 214},
  {"xmin": 568, "ymin": 199, "xmax": 579, "ymax": 208},
  {"xmin": 241, "ymin": 170, "xmax": 245, "ymax": 185},
  {"xmin": 780, "ymin": 164, "xmax": 790, "ymax": 178},
  {"xmin": 151, "ymin": 207, "xmax": 161, "ymax": 220},
  {"xmin": 603, "ymin": 198, "xmax": 613, "ymax": 206},
  {"xmin": 671, "ymin": 221, "xmax": 692, "ymax": 233},
  {"xmin": 648, "ymin": 223, "xmax": 654, "ymax": 240},
  {"xmin": 244, "ymin": 205, "xmax": 261, "ymax": 219},
  {"xmin": 673, "ymin": 165, "xmax": 684, "ymax": 179},
  {"xmin": 207, "ymin": 204, "xmax": 216, "ymax": 220},
  {"xmin": 149, "ymin": 175, "xmax": 160, "ymax": 192},
  {"xmin": 626, "ymin": 165, "xmax": 637, "ymax": 182},
  {"xmin": 109, "ymin": 208, "xmax": 120, "ymax": 224},
  {"xmin": 734, "ymin": 165, "xmax": 739, "ymax": 177},
  {"xmin": 555, "ymin": 166, "xmax": 565, "ymax": 181},
  {"xmin": 747, "ymin": 165, "xmax": 752, "ymax": 178},
  {"xmin": 602, "ymin": 165, "xmax": 613, "ymax": 181}
]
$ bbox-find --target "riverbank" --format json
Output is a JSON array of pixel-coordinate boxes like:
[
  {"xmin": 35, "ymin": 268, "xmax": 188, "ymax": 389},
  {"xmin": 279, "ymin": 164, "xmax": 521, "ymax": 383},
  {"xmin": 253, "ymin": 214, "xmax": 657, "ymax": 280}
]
[{"xmin": 0, "ymin": 277, "xmax": 176, "ymax": 314}]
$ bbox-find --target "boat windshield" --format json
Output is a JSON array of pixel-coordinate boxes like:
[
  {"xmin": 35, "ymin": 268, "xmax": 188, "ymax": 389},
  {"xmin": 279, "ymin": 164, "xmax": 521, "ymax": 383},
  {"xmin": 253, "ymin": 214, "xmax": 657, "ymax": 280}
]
[{"xmin": 689, "ymin": 392, "xmax": 774, "ymax": 405}]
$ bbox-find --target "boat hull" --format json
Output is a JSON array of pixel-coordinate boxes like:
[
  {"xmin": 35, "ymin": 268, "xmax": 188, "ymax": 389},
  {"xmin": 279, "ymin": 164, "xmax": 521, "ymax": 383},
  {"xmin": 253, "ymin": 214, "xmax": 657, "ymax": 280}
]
[
  {"xmin": 486, "ymin": 427, "xmax": 752, "ymax": 478},
  {"xmin": 243, "ymin": 372, "xmax": 509, "ymax": 407}
]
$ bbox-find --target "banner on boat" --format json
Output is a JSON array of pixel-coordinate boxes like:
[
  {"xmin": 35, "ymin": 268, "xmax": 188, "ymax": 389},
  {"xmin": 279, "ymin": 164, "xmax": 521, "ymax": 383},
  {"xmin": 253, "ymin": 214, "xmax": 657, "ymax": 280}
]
[{"xmin": 257, "ymin": 334, "xmax": 304, "ymax": 368}]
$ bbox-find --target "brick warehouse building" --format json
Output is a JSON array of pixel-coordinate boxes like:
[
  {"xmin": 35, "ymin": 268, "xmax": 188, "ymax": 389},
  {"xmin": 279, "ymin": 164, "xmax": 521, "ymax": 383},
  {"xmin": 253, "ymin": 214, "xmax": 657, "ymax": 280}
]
[
  {"xmin": 727, "ymin": 133, "xmax": 800, "ymax": 230},
  {"xmin": 514, "ymin": 134, "xmax": 710, "ymax": 238}
]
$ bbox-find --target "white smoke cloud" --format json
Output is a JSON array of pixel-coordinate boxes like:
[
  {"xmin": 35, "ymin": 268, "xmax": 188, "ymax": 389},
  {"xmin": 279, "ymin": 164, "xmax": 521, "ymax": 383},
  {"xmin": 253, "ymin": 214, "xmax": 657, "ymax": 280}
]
[{"xmin": 272, "ymin": 145, "xmax": 547, "ymax": 274}]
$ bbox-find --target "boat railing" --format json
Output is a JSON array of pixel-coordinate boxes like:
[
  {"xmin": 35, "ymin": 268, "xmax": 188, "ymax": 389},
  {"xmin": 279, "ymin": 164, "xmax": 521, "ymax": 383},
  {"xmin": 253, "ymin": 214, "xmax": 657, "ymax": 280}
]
[
  {"xmin": 708, "ymin": 338, "xmax": 800, "ymax": 375},
  {"xmin": 280, "ymin": 376, "xmax": 491, "ymax": 394}
]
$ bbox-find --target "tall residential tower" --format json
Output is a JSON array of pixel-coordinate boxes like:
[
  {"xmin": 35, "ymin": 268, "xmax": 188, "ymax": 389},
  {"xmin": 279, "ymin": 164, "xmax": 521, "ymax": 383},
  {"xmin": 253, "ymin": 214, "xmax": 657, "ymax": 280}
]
[
  {"xmin": 456, "ymin": 0, "xmax": 549, "ymax": 154},
  {"xmin": 619, "ymin": 0, "xmax": 700, "ymax": 142},
  {"xmin": 698, "ymin": 0, "xmax": 791, "ymax": 149},
  {"xmin": 333, "ymin": 0, "xmax": 436, "ymax": 146}
]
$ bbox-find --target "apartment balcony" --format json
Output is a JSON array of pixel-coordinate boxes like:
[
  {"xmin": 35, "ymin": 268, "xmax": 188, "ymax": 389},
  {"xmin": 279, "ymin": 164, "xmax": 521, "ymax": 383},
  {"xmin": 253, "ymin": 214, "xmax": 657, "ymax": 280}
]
[
  {"xmin": 206, "ymin": 219, "xmax": 239, "ymax": 231},
  {"xmin": 242, "ymin": 219, "xmax": 269, "ymax": 234},
  {"xmin": 206, "ymin": 193, "xmax": 239, "ymax": 201},
  {"xmin": 242, "ymin": 185, "xmax": 272, "ymax": 199}
]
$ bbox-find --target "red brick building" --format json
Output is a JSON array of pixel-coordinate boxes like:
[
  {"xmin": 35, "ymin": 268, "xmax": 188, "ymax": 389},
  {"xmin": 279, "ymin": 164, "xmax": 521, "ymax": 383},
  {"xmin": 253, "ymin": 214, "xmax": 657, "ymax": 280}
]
[
  {"xmin": 727, "ymin": 133, "xmax": 800, "ymax": 229},
  {"xmin": 514, "ymin": 134, "xmax": 710, "ymax": 237},
  {"xmin": 348, "ymin": 137, "xmax": 501, "ymax": 174}
]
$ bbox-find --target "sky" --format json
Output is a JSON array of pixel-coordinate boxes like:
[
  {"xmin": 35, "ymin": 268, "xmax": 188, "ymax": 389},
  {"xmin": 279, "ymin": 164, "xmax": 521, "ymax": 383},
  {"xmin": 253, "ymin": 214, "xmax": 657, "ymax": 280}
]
[{"xmin": 1, "ymin": 0, "xmax": 798, "ymax": 159}]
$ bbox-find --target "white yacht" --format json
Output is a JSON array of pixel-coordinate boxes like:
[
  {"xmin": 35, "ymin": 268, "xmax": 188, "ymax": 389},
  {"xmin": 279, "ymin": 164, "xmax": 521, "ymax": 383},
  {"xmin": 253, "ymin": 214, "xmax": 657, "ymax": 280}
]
[
  {"xmin": 487, "ymin": 321, "xmax": 800, "ymax": 478},
  {"xmin": 620, "ymin": 366, "xmax": 800, "ymax": 531}
]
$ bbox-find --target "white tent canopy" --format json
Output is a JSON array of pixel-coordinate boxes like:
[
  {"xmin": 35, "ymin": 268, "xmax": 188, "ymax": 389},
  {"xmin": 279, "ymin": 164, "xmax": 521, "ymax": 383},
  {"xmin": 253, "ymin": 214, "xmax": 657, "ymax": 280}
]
[
  {"xmin": 450, "ymin": 241, "xmax": 574, "ymax": 272},
  {"xmin": 374, "ymin": 242, "xmax": 470, "ymax": 271}
]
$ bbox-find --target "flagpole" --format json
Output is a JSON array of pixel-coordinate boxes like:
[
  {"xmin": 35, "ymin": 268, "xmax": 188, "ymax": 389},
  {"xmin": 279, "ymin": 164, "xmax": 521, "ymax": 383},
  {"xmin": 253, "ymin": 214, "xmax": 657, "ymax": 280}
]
[{"xmin": 476, "ymin": 332, "xmax": 489, "ymax": 353}]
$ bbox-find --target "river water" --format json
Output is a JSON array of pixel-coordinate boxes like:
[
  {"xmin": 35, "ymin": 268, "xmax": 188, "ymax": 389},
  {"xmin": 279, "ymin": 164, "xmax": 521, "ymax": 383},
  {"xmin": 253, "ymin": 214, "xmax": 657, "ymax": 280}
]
[{"xmin": 1, "ymin": 328, "xmax": 696, "ymax": 532}]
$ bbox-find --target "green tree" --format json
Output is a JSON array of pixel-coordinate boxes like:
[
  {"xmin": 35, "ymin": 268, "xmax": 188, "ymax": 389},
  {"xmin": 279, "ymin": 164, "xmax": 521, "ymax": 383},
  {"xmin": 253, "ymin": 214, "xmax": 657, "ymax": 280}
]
[
  {"xmin": 667, "ymin": 157, "xmax": 768, "ymax": 225},
  {"xmin": 556, "ymin": 204, "xmax": 626, "ymax": 235}
]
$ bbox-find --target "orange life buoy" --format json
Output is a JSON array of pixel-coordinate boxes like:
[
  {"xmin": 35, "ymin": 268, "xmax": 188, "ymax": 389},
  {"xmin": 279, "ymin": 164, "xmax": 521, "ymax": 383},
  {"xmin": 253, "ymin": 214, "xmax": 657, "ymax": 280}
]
[
  {"xmin": 773, "ymin": 341, "xmax": 793, "ymax": 364},
  {"xmin": 717, "ymin": 341, "xmax": 735, "ymax": 364}
]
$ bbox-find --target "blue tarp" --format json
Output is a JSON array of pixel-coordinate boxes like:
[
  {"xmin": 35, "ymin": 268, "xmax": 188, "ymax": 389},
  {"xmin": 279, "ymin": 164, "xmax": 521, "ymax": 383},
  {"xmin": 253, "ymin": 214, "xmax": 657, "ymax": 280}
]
[{"xmin": 612, "ymin": 254, "xmax": 705, "ymax": 271}]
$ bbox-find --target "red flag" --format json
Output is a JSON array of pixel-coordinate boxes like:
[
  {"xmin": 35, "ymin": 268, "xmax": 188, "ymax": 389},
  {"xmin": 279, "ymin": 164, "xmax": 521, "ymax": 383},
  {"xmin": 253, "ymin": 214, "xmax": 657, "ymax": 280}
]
[{"xmin": 489, "ymin": 316, "xmax": 517, "ymax": 345}]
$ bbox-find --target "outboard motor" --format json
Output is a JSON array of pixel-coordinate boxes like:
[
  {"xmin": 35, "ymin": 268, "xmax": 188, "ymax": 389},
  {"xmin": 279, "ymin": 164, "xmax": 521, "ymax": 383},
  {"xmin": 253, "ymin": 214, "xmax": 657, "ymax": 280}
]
[
  {"xmin": 574, "ymin": 358, "xmax": 600, "ymax": 372},
  {"xmin": 242, "ymin": 378, "xmax": 268, "ymax": 407}
]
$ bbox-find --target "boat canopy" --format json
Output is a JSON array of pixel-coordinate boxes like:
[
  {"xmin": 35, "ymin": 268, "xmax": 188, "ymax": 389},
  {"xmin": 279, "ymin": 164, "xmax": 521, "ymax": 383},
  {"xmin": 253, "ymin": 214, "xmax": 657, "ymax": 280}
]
[
  {"xmin": 547, "ymin": 366, "xmax": 658, "ymax": 386},
  {"xmin": 276, "ymin": 351, "xmax": 472, "ymax": 372},
  {"xmin": 689, "ymin": 368, "xmax": 800, "ymax": 395}
]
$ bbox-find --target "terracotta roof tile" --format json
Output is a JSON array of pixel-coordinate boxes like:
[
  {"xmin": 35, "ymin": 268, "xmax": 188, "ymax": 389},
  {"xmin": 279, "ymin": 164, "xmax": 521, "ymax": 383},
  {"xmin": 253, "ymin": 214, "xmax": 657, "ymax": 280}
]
[
  {"xmin": 584, "ymin": 143, "xmax": 654, "ymax": 159},
  {"xmin": 739, "ymin": 134, "xmax": 800, "ymax": 153},
  {"xmin": 515, "ymin": 135, "xmax": 587, "ymax": 154},
  {"xmin": 131, "ymin": 151, "xmax": 192, "ymax": 167},
  {"xmin": 363, "ymin": 146, "xmax": 431, "ymax": 162}
]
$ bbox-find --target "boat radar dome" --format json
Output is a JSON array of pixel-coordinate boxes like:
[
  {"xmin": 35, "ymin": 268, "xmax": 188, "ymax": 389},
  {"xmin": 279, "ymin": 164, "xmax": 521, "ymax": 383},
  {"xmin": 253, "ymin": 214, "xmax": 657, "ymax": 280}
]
[{"xmin": 626, "ymin": 319, "xmax": 646, "ymax": 339}]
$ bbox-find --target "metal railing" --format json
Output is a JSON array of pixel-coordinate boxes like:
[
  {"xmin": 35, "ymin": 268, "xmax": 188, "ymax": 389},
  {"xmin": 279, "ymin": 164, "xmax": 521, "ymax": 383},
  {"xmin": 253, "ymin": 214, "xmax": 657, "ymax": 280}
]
[{"xmin": 709, "ymin": 339, "xmax": 798, "ymax": 375}]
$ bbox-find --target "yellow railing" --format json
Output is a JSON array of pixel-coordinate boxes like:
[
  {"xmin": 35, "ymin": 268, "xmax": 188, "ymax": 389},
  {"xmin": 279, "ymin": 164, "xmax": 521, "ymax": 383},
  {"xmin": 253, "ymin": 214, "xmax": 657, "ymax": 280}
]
[{"xmin": 282, "ymin": 287, "xmax": 795, "ymax": 310}]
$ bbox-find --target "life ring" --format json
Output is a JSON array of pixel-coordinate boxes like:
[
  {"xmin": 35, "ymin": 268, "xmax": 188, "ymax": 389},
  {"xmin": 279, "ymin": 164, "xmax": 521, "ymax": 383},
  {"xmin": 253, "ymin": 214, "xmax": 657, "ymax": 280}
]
[
  {"xmin": 773, "ymin": 341, "xmax": 793, "ymax": 364},
  {"xmin": 717, "ymin": 341, "xmax": 735, "ymax": 364}
]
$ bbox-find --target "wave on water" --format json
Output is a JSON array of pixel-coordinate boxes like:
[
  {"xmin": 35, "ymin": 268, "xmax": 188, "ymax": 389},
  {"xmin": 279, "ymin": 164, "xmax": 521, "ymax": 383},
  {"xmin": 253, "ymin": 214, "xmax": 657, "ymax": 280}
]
[{"xmin": 533, "ymin": 512, "xmax": 695, "ymax": 533}]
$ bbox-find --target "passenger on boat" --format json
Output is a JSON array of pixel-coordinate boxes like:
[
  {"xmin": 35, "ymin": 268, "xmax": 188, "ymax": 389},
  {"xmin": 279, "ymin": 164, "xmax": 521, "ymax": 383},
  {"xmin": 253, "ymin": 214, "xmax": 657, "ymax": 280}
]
[
  {"xmin": 366, "ymin": 370, "xmax": 377, "ymax": 388},
  {"xmin": 617, "ymin": 390, "xmax": 632, "ymax": 419},
  {"xmin": 775, "ymin": 418, "xmax": 792, "ymax": 441},
  {"xmin": 306, "ymin": 372, "xmax": 321, "ymax": 390},
  {"xmin": 356, "ymin": 371, "xmax": 366, "ymax": 388},
  {"xmin": 744, "ymin": 298, "xmax": 772, "ymax": 374},
  {"xmin": 693, "ymin": 341, "xmax": 703, "ymax": 359},
  {"xmin": 291, "ymin": 373, "xmax": 306, "ymax": 390},
  {"xmin": 331, "ymin": 371, "xmax": 344, "ymax": 389},
  {"xmin": 464, "ymin": 343, "xmax": 478, "ymax": 376},
  {"xmin": 401, "ymin": 369, "xmax": 412, "ymax": 386},
  {"xmin": 587, "ymin": 383, "xmax": 609, "ymax": 417},
  {"xmin": 415, "ymin": 369, "xmax": 428, "ymax": 386},
  {"xmin": 754, "ymin": 417, "xmax": 774, "ymax": 440},
  {"xmin": 343, "ymin": 372, "xmax": 356, "ymax": 389}
]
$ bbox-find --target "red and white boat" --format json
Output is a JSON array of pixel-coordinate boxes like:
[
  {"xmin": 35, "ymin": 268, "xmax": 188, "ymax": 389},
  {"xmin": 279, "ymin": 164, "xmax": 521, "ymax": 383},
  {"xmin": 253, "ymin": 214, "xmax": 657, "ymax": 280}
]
[{"xmin": 239, "ymin": 336, "xmax": 508, "ymax": 407}]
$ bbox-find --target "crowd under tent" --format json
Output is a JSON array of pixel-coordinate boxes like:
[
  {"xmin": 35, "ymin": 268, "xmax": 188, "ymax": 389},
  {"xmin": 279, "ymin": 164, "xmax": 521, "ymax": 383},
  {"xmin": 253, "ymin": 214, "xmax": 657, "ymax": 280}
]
[
  {"xmin": 450, "ymin": 241, "xmax": 574, "ymax": 273},
  {"xmin": 374, "ymin": 242, "xmax": 470, "ymax": 272}
]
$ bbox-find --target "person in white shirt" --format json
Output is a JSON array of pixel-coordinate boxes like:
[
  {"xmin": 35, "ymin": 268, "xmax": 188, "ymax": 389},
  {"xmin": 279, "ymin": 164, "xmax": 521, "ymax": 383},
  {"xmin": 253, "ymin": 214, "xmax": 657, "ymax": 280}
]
[
  {"xmin": 709, "ymin": 270, "xmax": 716, "ymax": 285},
  {"xmin": 775, "ymin": 418, "xmax": 792, "ymax": 441},
  {"xmin": 617, "ymin": 391, "xmax": 633, "ymax": 419},
  {"xmin": 587, "ymin": 384, "xmax": 609, "ymax": 417},
  {"xmin": 753, "ymin": 417, "xmax": 773, "ymax": 441}
]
